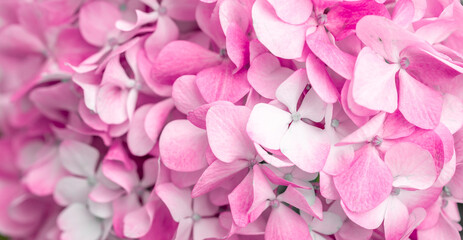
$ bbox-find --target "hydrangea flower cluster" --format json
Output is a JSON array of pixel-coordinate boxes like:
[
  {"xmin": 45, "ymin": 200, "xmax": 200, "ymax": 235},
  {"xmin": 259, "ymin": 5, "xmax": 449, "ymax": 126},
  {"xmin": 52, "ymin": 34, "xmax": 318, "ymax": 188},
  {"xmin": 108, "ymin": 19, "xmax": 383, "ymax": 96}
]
[{"xmin": 1, "ymin": 0, "xmax": 463, "ymax": 239}]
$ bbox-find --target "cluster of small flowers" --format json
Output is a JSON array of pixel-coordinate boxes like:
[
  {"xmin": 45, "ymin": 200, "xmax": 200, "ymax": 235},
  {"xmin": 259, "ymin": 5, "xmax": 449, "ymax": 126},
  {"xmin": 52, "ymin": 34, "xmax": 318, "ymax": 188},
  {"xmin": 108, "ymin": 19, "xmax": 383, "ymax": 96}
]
[{"xmin": 1, "ymin": 0, "xmax": 463, "ymax": 239}]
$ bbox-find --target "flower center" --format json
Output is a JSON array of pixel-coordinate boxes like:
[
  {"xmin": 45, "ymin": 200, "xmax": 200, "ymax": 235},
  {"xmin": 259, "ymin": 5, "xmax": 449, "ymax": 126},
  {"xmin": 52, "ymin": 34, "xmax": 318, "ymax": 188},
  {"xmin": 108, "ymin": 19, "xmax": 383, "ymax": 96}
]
[
  {"xmin": 192, "ymin": 213, "xmax": 201, "ymax": 221},
  {"xmin": 119, "ymin": 3, "xmax": 127, "ymax": 11},
  {"xmin": 400, "ymin": 57, "xmax": 410, "ymax": 69},
  {"xmin": 372, "ymin": 136, "xmax": 383, "ymax": 146},
  {"xmin": 317, "ymin": 14, "xmax": 327, "ymax": 25},
  {"xmin": 331, "ymin": 119, "xmax": 339, "ymax": 128},
  {"xmin": 443, "ymin": 186, "xmax": 452, "ymax": 197},
  {"xmin": 108, "ymin": 37, "xmax": 118, "ymax": 47},
  {"xmin": 270, "ymin": 199, "xmax": 280, "ymax": 208},
  {"xmin": 219, "ymin": 48, "xmax": 228, "ymax": 58},
  {"xmin": 284, "ymin": 173, "xmax": 293, "ymax": 181},
  {"xmin": 391, "ymin": 188, "xmax": 400, "ymax": 196},
  {"xmin": 158, "ymin": 6, "xmax": 167, "ymax": 15},
  {"xmin": 291, "ymin": 112, "xmax": 301, "ymax": 122}
]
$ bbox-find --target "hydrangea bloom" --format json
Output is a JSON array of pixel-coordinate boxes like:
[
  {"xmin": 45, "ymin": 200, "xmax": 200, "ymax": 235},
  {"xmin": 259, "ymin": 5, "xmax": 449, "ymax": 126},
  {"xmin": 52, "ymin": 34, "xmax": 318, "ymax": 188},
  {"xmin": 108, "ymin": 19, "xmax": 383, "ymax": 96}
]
[{"xmin": 1, "ymin": 0, "xmax": 463, "ymax": 239}]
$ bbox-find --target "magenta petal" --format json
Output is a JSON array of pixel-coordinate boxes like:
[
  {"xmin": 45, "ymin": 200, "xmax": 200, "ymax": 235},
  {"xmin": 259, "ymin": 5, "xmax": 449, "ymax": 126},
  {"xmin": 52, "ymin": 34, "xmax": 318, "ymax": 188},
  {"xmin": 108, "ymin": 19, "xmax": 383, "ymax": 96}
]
[
  {"xmin": 252, "ymin": 0, "xmax": 306, "ymax": 59},
  {"xmin": 196, "ymin": 61, "xmax": 250, "ymax": 103},
  {"xmin": 247, "ymin": 53, "xmax": 293, "ymax": 99},
  {"xmin": 206, "ymin": 105, "xmax": 255, "ymax": 162},
  {"xmin": 265, "ymin": 205, "xmax": 311, "ymax": 240},
  {"xmin": 151, "ymin": 41, "xmax": 221, "ymax": 85},
  {"xmin": 333, "ymin": 145, "xmax": 393, "ymax": 212},
  {"xmin": 192, "ymin": 160, "xmax": 248, "ymax": 197},
  {"xmin": 305, "ymin": 52, "xmax": 339, "ymax": 103},
  {"xmin": 398, "ymin": 70, "xmax": 443, "ymax": 129},
  {"xmin": 306, "ymin": 26, "xmax": 356, "ymax": 79},
  {"xmin": 159, "ymin": 120, "xmax": 209, "ymax": 172}
]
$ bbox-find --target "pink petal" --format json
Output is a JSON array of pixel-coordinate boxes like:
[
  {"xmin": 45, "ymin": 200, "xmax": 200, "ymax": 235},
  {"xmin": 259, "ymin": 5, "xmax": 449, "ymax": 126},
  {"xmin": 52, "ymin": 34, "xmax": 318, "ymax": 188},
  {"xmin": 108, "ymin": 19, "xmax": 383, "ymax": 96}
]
[
  {"xmin": 384, "ymin": 142, "xmax": 437, "ymax": 190},
  {"xmin": 228, "ymin": 171, "xmax": 254, "ymax": 227},
  {"xmin": 383, "ymin": 197, "xmax": 409, "ymax": 240},
  {"xmin": 311, "ymin": 211, "xmax": 343, "ymax": 235},
  {"xmin": 306, "ymin": 26, "xmax": 356, "ymax": 79},
  {"xmin": 54, "ymin": 27, "xmax": 98, "ymax": 71},
  {"xmin": 159, "ymin": 120, "xmax": 209, "ymax": 172},
  {"xmin": 335, "ymin": 220, "xmax": 372, "ymax": 240},
  {"xmin": 123, "ymin": 202, "xmax": 156, "ymax": 238},
  {"xmin": 196, "ymin": 61, "xmax": 250, "ymax": 103},
  {"xmin": 333, "ymin": 145, "xmax": 393, "ymax": 213},
  {"xmin": 351, "ymin": 47, "xmax": 399, "ymax": 113},
  {"xmin": 192, "ymin": 159, "xmax": 248, "ymax": 197},
  {"xmin": 398, "ymin": 70, "xmax": 443, "ymax": 129},
  {"xmin": 440, "ymin": 94, "xmax": 463, "ymax": 134},
  {"xmin": 319, "ymin": 172, "xmax": 340, "ymax": 200},
  {"xmin": 392, "ymin": 0, "xmax": 415, "ymax": 27},
  {"xmin": 252, "ymin": 0, "xmax": 306, "ymax": 59},
  {"xmin": 266, "ymin": 0, "xmax": 312, "ymax": 25},
  {"xmin": 265, "ymin": 205, "xmax": 311, "ymax": 240},
  {"xmin": 280, "ymin": 121, "xmax": 330, "ymax": 173},
  {"xmin": 338, "ymin": 112, "xmax": 386, "ymax": 146},
  {"xmin": 275, "ymin": 69, "xmax": 308, "ymax": 113},
  {"xmin": 305, "ymin": 52, "xmax": 339, "ymax": 103},
  {"xmin": 155, "ymin": 183, "xmax": 193, "ymax": 221},
  {"xmin": 145, "ymin": 98, "xmax": 175, "ymax": 142},
  {"xmin": 277, "ymin": 185, "xmax": 323, "ymax": 219},
  {"xmin": 101, "ymin": 160, "xmax": 140, "ymax": 193},
  {"xmin": 163, "ymin": 0, "xmax": 198, "ymax": 21},
  {"xmin": 116, "ymin": 10, "xmax": 158, "ymax": 32},
  {"xmin": 144, "ymin": 16, "xmax": 179, "ymax": 62},
  {"xmin": 225, "ymin": 22, "xmax": 249, "ymax": 72},
  {"xmin": 172, "ymin": 75, "xmax": 207, "ymax": 114},
  {"xmin": 127, "ymin": 104, "xmax": 156, "ymax": 157},
  {"xmin": 246, "ymin": 103, "xmax": 291, "ymax": 150},
  {"xmin": 175, "ymin": 218, "xmax": 193, "ymax": 240},
  {"xmin": 78, "ymin": 1, "xmax": 121, "ymax": 46},
  {"xmin": 247, "ymin": 53, "xmax": 294, "ymax": 99},
  {"xmin": 206, "ymin": 105, "xmax": 254, "ymax": 162},
  {"xmin": 417, "ymin": 214, "xmax": 461, "ymax": 240},
  {"xmin": 187, "ymin": 101, "xmax": 233, "ymax": 129},
  {"xmin": 151, "ymin": 41, "xmax": 221, "ymax": 85}
]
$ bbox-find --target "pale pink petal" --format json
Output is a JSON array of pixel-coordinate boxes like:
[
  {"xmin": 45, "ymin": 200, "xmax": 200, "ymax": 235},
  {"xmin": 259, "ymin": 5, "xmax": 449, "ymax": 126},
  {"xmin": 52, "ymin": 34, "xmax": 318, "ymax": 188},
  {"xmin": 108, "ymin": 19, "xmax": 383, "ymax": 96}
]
[
  {"xmin": 192, "ymin": 160, "xmax": 248, "ymax": 197},
  {"xmin": 89, "ymin": 183, "xmax": 125, "ymax": 203},
  {"xmin": 155, "ymin": 183, "xmax": 193, "ymax": 221},
  {"xmin": 266, "ymin": 0, "xmax": 312, "ymax": 25},
  {"xmin": 298, "ymin": 89, "xmax": 327, "ymax": 122},
  {"xmin": 127, "ymin": 104, "xmax": 156, "ymax": 157},
  {"xmin": 311, "ymin": 211, "xmax": 343, "ymax": 235},
  {"xmin": 333, "ymin": 145, "xmax": 393, "ymax": 213},
  {"xmin": 255, "ymin": 144, "xmax": 294, "ymax": 168},
  {"xmin": 280, "ymin": 121, "xmax": 330, "ymax": 173},
  {"xmin": 171, "ymin": 75, "xmax": 207, "ymax": 114},
  {"xmin": 392, "ymin": 0, "xmax": 415, "ymax": 27},
  {"xmin": 246, "ymin": 103, "xmax": 291, "ymax": 150},
  {"xmin": 305, "ymin": 52, "xmax": 339, "ymax": 103},
  {"xmin": 385, "ymin": 142, "xmax": 437, "ymax": 189},
  {"xmin": 151, "ymin": 41, "xmax": 221, "ymax": 85},
  {"xmin": 101, "ymin": 161, "xmax": 139, "ymax": 193},
  {"xmin": 277, "ymin": 185, "xmax": 323, "ymax": 219},
  {"xmin": 402, "ymin": 208, "xmax": 427, "ymax": 239},
  {"xmin": 338, "ymin": 112, "xmax": 386, "ymax": 146},
  {"xmin": 252, "ymin": 0, "xmax": 306, "ymax": 59},
  {"xmin": 193, "ymin": 218, "xmax": 227, "ymax": 240},
  {"xmin": 54, "ymin": 177, "xmax": 91, "ymax": 206},
  {"xmin": 398, "ymin": 70, "xmax": 443, "ymax": 129},
  {"xmin": 193, "ymin": 194, "xmax": 219, "ymax": 217},
  {"xmin": 218, "ymin": 0, "xmax": 250, "ymax": 35},
  {"xmin": 79, "ymin": 1, "xmax": 120, "ymax": 46},
  {"xmin": 384, "ymin": 196, "xmax": 409, "ymax": 240},
  {"xmin": 275, "ymin": 69, "xmax": 308, "ymax": 113},
  {"xmin": 306, "ymin": 26, "xmax": 356, "ymax": 79},
  {"xmin": 265, "ymin": 205, "xmax": 311, "ymax": 240},
  {"xmin": 447, "ymin": 163, "xmax": 463, "ymax": 199},
  {"xmin": 335, "ymin": 220, "xmax": 372, "ymax": 240},
  {"xmin": 323, "ymin": 144, "xmax": 355, "ymax": 176},
  {"xmin": 228, "ymin": 171, "xmax": 254, "ymax": 227},
  {"xmin": 123, "ymin": 202, "xmax": 156, "ymax": 238},
  {"xmin": 319, "ymin": 172, "xmax": 340, "ymax": 200},
  {"xmin": 351, "ymin": 47, "xmax": 399, "ymax": 113},
  {"xmin": 59, "ymin": 140, "xmax": 99, "ymax": 177},
  {"xmin": 58, "ymin": 204, "xmax": 102, "ymax": 240},
  {"xmin": 247, "ymin": 53, "xmax": 294, "ymax": 99},
  {"xmin": 440, "ymin": 94, "xmax": 463, "ymax": 134},
  {"xmin": 341, "ymin": 198, "xmax": 388, "ymax": 229},
  {"xmin": 206, "ymin": 105, "xmax": 254, "ymax": 162},
  {"xmin": 159, "ymin": 120, "xmax": 209, "ymax": 172},
  {"xmin": 196, "ymin": 61, "xmax": 250, "ymax": 103},
  {"xmin": 174, "ymin": 218, "xmax": 193, "ymax": 240},
  {"xmin": 187, "ymin": 101, "xmax": 233, "ymax": 129},
  {"xmin": 96, "ymin": 84, "xmax": 129, "ymax": 124},
  {"xmin": 116, "ymin": 10, "xmax": 158, "ymax": 32}
]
